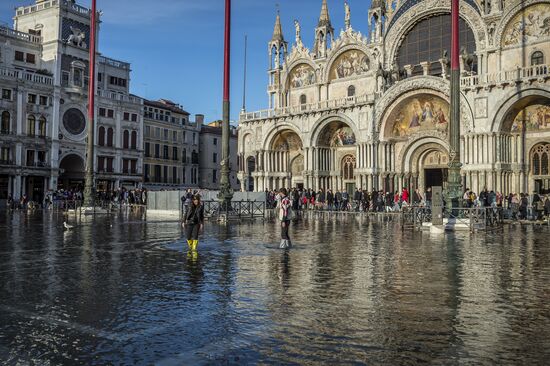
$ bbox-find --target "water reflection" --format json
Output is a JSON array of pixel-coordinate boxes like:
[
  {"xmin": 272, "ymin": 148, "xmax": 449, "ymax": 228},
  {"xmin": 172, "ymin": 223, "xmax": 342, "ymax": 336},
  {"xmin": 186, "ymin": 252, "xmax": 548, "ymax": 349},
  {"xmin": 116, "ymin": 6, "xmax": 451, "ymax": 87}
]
[{"xmin": 0, "ymin": 211, "xmax": 549, "ymax": 364}]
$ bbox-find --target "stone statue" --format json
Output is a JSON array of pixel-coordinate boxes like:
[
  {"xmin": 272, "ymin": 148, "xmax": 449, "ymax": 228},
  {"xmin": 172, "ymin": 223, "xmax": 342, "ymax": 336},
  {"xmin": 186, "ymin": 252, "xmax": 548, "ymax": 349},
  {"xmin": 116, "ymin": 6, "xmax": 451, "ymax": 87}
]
[
  {"xmin": 294, "ymin": 20, "xmax": 302, "ymax": 45},
  {"xmin": 67, "ymin": 26, "xmax": 87, "ymax": 48},
  {"xmin": 461, "ymin": 47, "xmax": 475, "ymax": 73},
  {"xmin": 344, "ymin": 1, "xmax": 351, "ymax": 30},
  {"xmin": 440, "ymin": 49, "xmax": 450, "ymax": 76}
]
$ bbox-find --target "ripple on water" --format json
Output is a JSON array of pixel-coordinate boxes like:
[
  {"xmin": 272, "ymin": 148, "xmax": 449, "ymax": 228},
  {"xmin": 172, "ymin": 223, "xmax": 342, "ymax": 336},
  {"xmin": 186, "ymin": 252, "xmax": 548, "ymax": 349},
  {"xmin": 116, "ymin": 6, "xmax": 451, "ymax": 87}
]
[{"xmin": 0, "ymin": 211, "xmax": 549, "ymax": 364}]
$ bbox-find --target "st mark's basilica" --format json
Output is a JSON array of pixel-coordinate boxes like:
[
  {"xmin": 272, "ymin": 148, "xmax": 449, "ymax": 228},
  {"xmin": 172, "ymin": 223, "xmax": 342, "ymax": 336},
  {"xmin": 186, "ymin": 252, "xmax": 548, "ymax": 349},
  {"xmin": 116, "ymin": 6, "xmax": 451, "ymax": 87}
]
[{"xmin": 237, "ymin": 0, "xmax": 550, "ymax": 195}]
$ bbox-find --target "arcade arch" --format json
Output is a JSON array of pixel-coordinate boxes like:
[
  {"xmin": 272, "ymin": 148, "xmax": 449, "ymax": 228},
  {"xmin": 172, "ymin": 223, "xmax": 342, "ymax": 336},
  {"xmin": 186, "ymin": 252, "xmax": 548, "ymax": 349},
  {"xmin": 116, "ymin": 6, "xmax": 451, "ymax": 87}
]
[{"xmin": 58, "ymin": 153, "xmax": 85, "ymax": 190}]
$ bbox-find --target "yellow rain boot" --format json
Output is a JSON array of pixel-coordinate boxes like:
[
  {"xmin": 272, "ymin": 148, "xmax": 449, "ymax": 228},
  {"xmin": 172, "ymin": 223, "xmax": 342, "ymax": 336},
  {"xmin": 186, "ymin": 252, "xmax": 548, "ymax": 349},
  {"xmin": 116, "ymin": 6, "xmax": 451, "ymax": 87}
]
[
  {"xmin": 191, "ymin": 240, "xmax": 199, "ymax": 252},
  {"xmin": 186, "ymin": 240, "xmax": 193, "ymax": 250}
]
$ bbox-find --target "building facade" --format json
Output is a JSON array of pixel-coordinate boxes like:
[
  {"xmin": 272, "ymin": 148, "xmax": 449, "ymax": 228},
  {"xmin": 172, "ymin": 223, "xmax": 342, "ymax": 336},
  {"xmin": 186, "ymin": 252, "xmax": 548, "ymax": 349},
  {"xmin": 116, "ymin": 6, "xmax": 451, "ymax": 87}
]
[
  {"xmin": 238, "ymin": 0, "xmax": 550, "ymax": 195},
  {"xmin": 199, "ymin": 121, "xmax": 240, "ymax": 190},
  {"xmin": 0, "ymin": 0, "xmax": 143, "ymax": 203},
  {"xmin": 143, "ymin": 99, "xmax": 202, "ymax": 190}
]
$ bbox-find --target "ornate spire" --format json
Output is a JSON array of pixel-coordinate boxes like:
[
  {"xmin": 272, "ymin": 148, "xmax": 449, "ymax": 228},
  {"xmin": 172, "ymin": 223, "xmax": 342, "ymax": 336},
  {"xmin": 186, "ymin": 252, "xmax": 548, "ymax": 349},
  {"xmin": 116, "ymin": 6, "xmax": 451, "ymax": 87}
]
[
  {"xmin": 318, "ymin": 0, "xmax": 332, "ymax": 28},
  {"xmin": 344, "ymin": 1, "xmax": 351, "ymax": 30},
  {"xmin": 271, "ymin": 10, "xmax": 285, "ymax": 43}
]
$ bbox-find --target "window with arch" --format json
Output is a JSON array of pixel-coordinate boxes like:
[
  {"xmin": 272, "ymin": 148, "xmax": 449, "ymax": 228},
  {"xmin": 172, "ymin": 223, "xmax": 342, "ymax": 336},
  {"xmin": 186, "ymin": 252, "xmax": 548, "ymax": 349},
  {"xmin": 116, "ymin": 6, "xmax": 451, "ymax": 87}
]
[
  {"xmin": 531, "ymin": 51, "xmax": 544, "ymax": 66},
  {"xmin": 1, "ymin": 111, "xmax": 10, "ymax": 133},
  {"xmin": 342, "ymin": 155, "xmax": 356, "ymax": 180},
  {"xmin": 396, "ymin": 14, "xmax": 477, "ymax": 75},
  {"xmin": 347, "ymin": 85, "xmax": 356, "ymax": 97},
  {"xmin": 27, "ymin": 115, "xmax": 36, "ymax": 136},
  {"xmin": 123, "ymin": 130, "xmax": 129, "ymax": 149},
  {"xmin": 107, "ymin": 127, "xmax": 114, "ymax": 147},
  {"xmin": 300, "ymin": 94, "xmax": 307, "ymax": 104},
  {"xmin": 131, "ymin": 130, "xmax": 137, "ymax": 150},
  {"xmin": 39, "ymin": 116, "xmax": 46, "ymax": 137},
  {"xmin": 98, "ymin": 126, "xmax": 105, "ymax": 146},
  {"xmin": 532, "ymin": 143, "xmax": 550, "ymax": 176}
]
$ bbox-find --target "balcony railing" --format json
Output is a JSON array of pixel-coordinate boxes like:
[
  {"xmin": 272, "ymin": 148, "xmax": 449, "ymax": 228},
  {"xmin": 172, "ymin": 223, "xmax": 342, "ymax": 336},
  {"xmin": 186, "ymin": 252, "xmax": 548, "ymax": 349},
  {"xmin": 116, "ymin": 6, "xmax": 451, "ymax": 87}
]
[
  {"xmin": 98, "ymin": 56, "xmax": 130, "ymax": 70},
  {"xmin": 97, "ymin": 90, "xmax": 142, "ymax": 104},
  {"xmin": 26, "ymin": 161, "xmax": 50, "ymax": 168},
  {"xmin": 461, "ymin": 64, "xmax": 550, "ymax": 89},
  {"xmin": 0, "ymin": 25, "xmax": 42, "ymax": 43},
  {"xmin": 0, "ymin": 66, "xmax": 53, "ymax": 86},
  {"xmin": 240, "ymin": 94, "xmax": 375, "ymax": 122},
  {"xmin": 16, "ymin": 0, "xmax": 89, "ymax": 17},
  {"xmin": 0, "ymin": 159, "xmax": 15, "ymax": 166}
]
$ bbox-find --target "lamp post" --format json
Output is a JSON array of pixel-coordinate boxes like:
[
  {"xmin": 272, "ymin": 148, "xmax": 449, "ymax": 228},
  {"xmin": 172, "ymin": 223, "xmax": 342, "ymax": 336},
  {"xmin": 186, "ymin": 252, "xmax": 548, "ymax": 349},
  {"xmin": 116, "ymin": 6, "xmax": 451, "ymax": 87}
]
[
  {"xmin": 83, "ymin": 0, "xmax": 97, "ymax": 207},
  {"xmin": 447, "ymin": 0, "xmax": 462, "ymax": 208},
  {"xmin": 218, "ymin": 0, "xmax": 234, "ymax": 208}
]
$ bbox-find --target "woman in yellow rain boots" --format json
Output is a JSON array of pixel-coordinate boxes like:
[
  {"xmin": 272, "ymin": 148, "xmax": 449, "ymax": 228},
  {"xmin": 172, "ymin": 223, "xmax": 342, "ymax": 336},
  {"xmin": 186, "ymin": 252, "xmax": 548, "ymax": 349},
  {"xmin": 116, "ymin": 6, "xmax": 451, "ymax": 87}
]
[{"xmin": 182, "ymin": 194, "xmax": 205, "ymax": 255}]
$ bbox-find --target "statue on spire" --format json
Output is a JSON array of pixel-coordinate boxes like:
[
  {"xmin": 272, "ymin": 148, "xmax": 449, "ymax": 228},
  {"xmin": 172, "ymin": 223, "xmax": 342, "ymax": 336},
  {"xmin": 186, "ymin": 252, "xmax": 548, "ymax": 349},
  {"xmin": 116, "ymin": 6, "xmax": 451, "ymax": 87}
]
[
  {"xmin": 294, "ymin": 19, "xmax": 303, "ymax": 46},
  {"xmin": 345, "ymin": 1, "xmax": 351, "ymax": 30}
]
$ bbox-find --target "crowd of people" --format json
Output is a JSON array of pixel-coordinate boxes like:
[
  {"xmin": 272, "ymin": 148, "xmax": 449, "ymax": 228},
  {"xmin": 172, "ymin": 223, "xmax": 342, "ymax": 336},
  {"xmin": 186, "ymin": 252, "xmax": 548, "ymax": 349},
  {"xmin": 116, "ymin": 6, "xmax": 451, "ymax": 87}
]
[
  {"xmin": 265, "ymin": 187, "xmax": 550, "ymax": 221},
  {"xmin": 5, "ymin": 187, "xmax": 148, "ymax": 210}
]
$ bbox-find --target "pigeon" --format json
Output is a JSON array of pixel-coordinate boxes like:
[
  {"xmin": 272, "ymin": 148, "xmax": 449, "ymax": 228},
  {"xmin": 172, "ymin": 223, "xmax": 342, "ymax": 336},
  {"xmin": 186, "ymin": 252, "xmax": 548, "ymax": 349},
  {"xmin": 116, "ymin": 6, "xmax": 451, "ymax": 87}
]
[{"xmin": 63, "ymin": 221, "xmax": 74, "ymax": 230}]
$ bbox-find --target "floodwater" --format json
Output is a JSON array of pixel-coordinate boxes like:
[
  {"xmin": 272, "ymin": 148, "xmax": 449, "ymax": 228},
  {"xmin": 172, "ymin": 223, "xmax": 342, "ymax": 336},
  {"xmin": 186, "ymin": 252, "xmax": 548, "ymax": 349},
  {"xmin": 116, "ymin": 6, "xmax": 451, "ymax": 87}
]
[{"xmin": 0, "ymin": 211, "xmax": 549, "ymax": 365}]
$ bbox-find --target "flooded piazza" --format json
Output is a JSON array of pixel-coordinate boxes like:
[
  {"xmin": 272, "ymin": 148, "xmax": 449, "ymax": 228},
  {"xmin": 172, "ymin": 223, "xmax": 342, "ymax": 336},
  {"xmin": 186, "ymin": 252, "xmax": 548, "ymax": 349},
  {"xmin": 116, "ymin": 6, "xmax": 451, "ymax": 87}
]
[{"xmin": 0, "ymin": 211, "xmax": 549, "ymax": 365}]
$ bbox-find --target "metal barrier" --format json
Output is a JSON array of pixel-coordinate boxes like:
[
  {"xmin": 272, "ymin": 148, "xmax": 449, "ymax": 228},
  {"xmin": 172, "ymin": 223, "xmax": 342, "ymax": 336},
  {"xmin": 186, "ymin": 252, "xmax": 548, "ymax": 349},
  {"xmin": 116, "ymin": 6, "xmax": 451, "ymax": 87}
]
[
  {"xmin": 201, "ymin": 200, "xmax": 266, "ymax": 220},
  {"xmin": 401, "ymin": 206, "xmax": 504, "ymax": 232}
]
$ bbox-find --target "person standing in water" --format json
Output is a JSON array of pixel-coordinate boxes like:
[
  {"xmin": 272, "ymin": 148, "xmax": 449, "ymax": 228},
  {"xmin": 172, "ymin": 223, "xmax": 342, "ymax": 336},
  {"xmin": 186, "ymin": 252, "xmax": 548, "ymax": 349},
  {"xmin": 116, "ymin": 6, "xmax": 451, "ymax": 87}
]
[
  {"xmin": 182, "ymin": 195, "xmax": 205, "ymax": 253},
  {"xmin": 277, "ymin": 188, "xmax": 293, "ymax": 249}
]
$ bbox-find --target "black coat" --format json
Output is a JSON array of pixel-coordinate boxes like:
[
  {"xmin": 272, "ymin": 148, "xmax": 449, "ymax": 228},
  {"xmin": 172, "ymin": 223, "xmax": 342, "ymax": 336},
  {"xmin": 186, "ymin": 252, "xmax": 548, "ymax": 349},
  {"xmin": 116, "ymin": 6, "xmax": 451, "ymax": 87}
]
[{"xmin": 184, "ymin": 204, "xmax": 205, "ymax": 225}]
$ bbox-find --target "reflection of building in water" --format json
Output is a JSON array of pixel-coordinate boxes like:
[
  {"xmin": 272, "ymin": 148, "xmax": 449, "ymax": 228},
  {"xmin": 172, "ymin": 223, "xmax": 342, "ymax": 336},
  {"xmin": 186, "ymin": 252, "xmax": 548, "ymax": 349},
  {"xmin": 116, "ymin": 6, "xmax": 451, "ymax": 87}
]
[{"xmin": 238, "ymin": 0, "xmax": 550, "ymax": 194}]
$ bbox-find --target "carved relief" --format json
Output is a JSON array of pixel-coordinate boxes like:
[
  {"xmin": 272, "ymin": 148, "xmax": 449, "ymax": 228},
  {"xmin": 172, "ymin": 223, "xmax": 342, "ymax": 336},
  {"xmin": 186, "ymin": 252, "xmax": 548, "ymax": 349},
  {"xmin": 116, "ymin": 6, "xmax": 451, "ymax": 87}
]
[
  {"xmin": 291, "ymin": 155, "xmax": 304, "ymax": 175},
  {"xmin": 502, "ymin": 4, "xmax": 550, "ymax": 46},
  {"xmin": 475, "ymin": 97, "xmax": 488, "ymax": 118}
]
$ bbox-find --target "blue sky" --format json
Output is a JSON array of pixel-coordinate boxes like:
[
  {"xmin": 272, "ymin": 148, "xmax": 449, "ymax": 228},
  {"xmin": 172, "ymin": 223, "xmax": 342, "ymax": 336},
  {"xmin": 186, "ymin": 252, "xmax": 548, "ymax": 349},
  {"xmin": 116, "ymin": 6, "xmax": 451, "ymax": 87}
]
[{"xmin": 1, "ymin": 0, "xmax": 373, "ymax": 123}]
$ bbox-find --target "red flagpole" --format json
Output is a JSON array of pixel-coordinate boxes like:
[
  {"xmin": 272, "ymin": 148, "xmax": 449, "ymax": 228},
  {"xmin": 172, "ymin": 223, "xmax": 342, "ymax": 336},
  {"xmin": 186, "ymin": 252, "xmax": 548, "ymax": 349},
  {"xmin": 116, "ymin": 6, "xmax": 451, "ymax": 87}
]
[{"xmin": 84, "ymin": 0, "xmax": 97, "ymax": 206}]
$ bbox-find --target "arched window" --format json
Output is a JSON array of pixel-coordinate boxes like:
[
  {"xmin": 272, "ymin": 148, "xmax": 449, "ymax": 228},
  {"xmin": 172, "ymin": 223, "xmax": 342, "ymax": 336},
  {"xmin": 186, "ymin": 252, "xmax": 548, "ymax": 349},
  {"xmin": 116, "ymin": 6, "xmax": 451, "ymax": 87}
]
[
  {"xmin": 533, "ymin": 153, "xmax": 541, "ymax": 175},
  {"xmin": 531, "ymin": 51, "xmax": 544, "ymax": 66},
  {"xmin": 27, "ymin": 115, "xmax": 36, "ymax": 137},
  {"xmin": 131, "ymin": 131, "xmax": 137, "ymax": 150},
  {"xmin": 300, "ymin": 94, "xmax": 307, "ymax": 104},
  {"xmin": 39, "ymin": 116, "xmax": 46, "ymax": 137},
  {"xmin": 107, "ymin": 128, "xmax": 114, "ymax": 147},
  {"xmin": 1, "ymin": 111, "xmax": 10, "ymax": 133},
  {"xmin": 342, "ymin": 155, "xmax": 356, "ymax": 180},
  {"xmin": 348, "ymin": 85, "xmax": 356, "ymax": 97},
  {"xmin": 397, "ymin": 14, "xmax": 477, "ymax": 75},
  {"xmin": 123, "ymin": 130, "xmax": 129, "ymax": 149},
  {"xmin": 98, "ymin": 126, "xmax": 105, "ymax": 146},
  {"xmin": 532, "ymin": 143, "xmax": 550, "ymax": 176}
]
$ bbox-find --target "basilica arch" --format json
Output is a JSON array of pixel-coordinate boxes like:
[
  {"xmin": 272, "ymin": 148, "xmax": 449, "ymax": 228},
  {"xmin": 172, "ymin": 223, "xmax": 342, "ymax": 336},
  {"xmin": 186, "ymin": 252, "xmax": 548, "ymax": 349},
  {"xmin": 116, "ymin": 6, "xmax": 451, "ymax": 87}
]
[
  {"xmin": 58, "ymin": 153, "xmax": 85, "ymax": 190},
  {"xmin": 401, "ymin": 139, "xmax": 451, "ymax": 192},
  {"xmin": 308, "ymin": 115, "xmax": 359, "ymax": 192},
  {"xmin": 263, "ymin": 127, "xmax": 304, "ymax": 190},
  {"xmin": 384, "ymin": 0, "xmax": 487, "ymax": 67}
]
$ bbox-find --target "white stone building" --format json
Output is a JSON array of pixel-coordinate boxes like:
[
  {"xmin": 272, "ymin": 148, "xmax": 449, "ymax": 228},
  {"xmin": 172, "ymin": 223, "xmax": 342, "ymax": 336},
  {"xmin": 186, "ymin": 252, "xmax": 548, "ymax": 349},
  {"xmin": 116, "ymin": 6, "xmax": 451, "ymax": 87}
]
[
  {"xmin": 0, "ymin": 0, "xmax": 144, "ymax": 204},
  {"xmin": 143, "ymin": 99, "xmax": 202, "ymax": 190},
  {"xmin": 238, "ymin": 0, "xmax": 550, "ymax": 195},
  {"xmin": 199, "ymin": 121, "xmax": 239, "ymax": 190}
]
